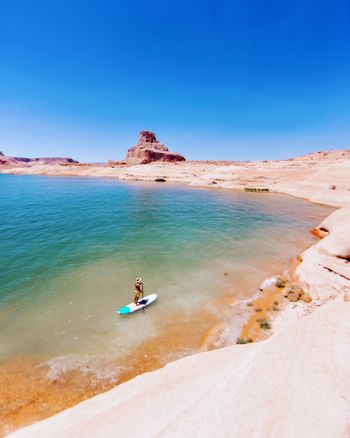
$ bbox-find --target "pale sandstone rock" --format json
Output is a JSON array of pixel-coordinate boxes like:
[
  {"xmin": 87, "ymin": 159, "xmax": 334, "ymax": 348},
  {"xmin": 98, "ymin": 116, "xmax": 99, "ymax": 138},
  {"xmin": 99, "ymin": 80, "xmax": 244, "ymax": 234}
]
[{"xmin": 296, "ymin": 206, "xmax": 350, "ymax": 301}]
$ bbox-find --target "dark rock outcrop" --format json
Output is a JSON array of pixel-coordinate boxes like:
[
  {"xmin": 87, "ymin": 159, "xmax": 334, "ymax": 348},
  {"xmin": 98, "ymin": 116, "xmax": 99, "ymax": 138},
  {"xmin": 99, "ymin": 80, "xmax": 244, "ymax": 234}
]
[{"xmin": 125, "ymin": 131, "xmax": 185, "ymax": 165}]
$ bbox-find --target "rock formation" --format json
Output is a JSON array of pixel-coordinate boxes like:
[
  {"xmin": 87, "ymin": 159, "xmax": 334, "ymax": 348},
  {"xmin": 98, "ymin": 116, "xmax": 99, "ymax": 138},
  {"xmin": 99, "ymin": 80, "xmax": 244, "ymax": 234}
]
[
  {"xmin": 28, "ymin": 157, "xmax": 79, "ymax": 164},
  {"xmin": 124, "ymin": 131, "xmax": 185, "ymax": 165}
]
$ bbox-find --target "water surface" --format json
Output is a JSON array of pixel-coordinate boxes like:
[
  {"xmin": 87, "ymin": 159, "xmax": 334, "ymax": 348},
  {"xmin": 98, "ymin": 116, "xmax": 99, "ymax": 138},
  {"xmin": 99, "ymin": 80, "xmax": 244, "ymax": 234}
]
[{"xmin": 0, "ymin": 174, "xmax": 331, "ymax": 364}]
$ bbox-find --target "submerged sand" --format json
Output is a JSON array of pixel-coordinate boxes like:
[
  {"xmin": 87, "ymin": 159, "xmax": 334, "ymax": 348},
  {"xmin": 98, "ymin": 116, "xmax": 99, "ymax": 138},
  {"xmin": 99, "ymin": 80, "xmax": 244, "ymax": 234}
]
[{"xmin": 2, "ymin": 150, "xmax": 350, "ymax": 437}]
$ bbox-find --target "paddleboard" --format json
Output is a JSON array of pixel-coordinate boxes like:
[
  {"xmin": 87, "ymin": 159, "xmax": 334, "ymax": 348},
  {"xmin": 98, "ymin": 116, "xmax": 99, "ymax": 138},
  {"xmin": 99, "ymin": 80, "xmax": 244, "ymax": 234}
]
[{"xmin": 117, "ymin": 293, "xmax": 158, "ymax": 315}]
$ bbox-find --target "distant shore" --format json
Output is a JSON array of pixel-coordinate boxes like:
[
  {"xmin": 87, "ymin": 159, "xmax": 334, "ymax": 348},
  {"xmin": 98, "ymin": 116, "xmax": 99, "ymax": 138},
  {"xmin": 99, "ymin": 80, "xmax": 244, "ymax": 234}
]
[{"xmin": 2, "ymin": 149, "xmax": 350, "ymax": 207}]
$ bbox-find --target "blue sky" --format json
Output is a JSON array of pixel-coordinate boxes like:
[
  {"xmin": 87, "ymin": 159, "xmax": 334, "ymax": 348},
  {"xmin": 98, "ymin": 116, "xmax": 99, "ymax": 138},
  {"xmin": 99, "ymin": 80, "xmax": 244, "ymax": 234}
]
[{"xmin": 1, "ymin": 0, "xmax": 350, "ymax": 162}]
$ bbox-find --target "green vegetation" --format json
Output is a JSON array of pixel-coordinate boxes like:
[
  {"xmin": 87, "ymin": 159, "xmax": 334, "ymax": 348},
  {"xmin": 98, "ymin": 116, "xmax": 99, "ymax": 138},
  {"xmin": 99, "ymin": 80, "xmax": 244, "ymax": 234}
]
[
  {"xmin": 244, "ymin": 188, "xmax": 270, "ymax": 193},
  {"xmin": 256, "ymin": 317, "xmax": 272, "ymax": 330},
  {"xmin": 236, "ymin": 337, "xmax": 253, "ymax": 344}
]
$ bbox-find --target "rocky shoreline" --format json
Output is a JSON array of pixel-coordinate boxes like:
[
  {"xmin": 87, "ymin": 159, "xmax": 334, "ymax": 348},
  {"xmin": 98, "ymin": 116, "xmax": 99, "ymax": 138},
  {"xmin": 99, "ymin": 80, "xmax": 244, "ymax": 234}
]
[{"xmin": 3, "ymin": 149, "xmax": 350, "ymax": 437}]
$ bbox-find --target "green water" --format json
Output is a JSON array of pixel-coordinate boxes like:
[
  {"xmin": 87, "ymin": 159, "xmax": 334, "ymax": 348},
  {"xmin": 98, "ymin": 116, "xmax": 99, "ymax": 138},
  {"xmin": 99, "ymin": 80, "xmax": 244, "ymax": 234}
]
[{"xmin": 0, "ymin": 174, "xmax": 332, "ymax": 368}]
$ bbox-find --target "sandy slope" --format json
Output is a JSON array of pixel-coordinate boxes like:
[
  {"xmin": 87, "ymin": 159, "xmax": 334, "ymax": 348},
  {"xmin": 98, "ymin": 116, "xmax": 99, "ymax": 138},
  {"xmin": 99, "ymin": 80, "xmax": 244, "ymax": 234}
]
[{"xmin": 4, "ymin": 150, "xmax": 350, "ymax": 437}]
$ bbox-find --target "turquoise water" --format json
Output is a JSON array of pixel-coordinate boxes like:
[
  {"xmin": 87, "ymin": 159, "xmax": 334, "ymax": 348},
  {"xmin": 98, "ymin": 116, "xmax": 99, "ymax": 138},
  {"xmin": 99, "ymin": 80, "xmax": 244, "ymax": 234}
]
[{"xmin": 0, "ymin": 174, "xmax": 331, "ymax": 366}]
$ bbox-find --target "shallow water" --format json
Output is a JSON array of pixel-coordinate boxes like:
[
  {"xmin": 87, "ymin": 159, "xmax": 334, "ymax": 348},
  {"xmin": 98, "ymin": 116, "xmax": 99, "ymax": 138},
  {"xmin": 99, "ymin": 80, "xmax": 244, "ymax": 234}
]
[{"xmin": 0, "ymin": 174, "xmax": 332, "ymax": 363}]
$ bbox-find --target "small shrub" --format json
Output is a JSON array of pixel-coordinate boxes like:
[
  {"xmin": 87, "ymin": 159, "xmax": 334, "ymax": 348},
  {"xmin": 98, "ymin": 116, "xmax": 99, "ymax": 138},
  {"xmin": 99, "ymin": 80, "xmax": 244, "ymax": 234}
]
[
  {"xmin": 256, "ymin": 317, "xmax": 271, "ymax": 330},
  {"xmin": 236, "ymin": 337, "xmax": 253, "ymax": 344},
  {"xmin": 284, "ymin": 284, "xmax": 304, "ymax": 302},
  {"xmin": 275, "ymin": 277, "xmax": 287, "ymax": 288},
  {"xmin": 300, "ymin": 293, "xmax": 312, "ymax": 303}
]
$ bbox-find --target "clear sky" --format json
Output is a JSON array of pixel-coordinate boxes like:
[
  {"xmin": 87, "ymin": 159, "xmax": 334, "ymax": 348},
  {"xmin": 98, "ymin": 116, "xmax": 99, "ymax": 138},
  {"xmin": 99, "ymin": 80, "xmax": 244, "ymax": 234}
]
[{"xmin": 1, "ymin": 0, "xmax": 350, "ymax": 162}]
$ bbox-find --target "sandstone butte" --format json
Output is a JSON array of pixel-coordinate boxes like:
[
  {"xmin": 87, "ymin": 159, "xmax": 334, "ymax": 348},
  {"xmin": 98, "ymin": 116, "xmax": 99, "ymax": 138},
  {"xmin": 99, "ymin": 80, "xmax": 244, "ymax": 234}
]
[
  {"xmin": 2, "ymin": 145, "xmax": 350, "ymax": 437},
  {"xmin": 123, "ymin": 130, "xmax": 186, "ymax": 165}
]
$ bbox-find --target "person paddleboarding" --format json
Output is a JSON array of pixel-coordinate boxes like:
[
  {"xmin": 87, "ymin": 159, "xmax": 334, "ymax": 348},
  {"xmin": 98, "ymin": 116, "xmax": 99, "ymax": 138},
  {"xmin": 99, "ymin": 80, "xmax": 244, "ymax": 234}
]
[{"xmin": 134, "ymin": 277, "xmax": 144, "ymax": 305}]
